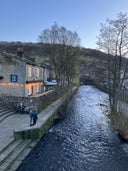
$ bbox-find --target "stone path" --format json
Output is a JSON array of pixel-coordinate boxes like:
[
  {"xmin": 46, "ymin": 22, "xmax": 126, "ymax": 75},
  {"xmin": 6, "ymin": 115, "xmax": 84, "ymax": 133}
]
[
  {"xmin": 0, "ymin": 97, "xmax": 62, "ymax": 152},
  {"xmin": 0, "ymin": 114, "xmax": 31, "ymax": 152}
]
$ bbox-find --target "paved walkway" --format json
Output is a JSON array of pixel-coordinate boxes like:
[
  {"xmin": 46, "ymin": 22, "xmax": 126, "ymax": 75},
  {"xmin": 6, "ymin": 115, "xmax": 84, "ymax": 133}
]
[
  {"xmin": 0, "ymin": 98, "xmax": 63, "ymax": 152},
  {"xmin": 0, "ymin": 114, "xmax": 28, "ymax": 152}
]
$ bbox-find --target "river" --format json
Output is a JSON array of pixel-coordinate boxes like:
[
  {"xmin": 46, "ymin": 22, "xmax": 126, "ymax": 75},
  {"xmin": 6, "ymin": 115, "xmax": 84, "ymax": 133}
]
[{"xmin": 17, "ymin": 86, "xmax": 128, "ymax": 171}]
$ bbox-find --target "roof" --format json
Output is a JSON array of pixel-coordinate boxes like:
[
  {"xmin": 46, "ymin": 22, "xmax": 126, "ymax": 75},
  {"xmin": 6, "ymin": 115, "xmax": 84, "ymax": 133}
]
[
  {"xmin": 0, "ymin": 52, "xmax": 52, "ymax": 69},
  {"xmin": 0, "ymin": 52, "xmax": 38, "ymax": 66}
]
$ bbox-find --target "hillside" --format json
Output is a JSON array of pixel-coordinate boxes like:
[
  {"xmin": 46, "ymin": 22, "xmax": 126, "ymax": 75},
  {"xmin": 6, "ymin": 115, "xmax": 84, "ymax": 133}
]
[
  {"xmin": 0, "ymin": 41, "xmax": 108, "ymax": 60},
  {"xmin": 0, "ymin": 42, "xmax": 50, "ymax": 57}
]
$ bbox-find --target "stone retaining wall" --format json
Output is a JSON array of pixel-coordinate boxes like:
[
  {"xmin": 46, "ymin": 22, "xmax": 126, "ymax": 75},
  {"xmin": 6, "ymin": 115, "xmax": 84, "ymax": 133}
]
[
  {"xmin": 0, "ymin": 90, "xmax": 55, "ymax": 112},
  {"xmin": 96, "ymin": 85, "xmax": 128, "ymax": 103}
]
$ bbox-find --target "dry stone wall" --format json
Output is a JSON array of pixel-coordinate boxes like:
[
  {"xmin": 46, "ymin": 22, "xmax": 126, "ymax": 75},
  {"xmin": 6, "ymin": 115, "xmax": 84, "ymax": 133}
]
[{"xmin": 0, "ymin": 90, "xmax": 55, "ymax": 112}]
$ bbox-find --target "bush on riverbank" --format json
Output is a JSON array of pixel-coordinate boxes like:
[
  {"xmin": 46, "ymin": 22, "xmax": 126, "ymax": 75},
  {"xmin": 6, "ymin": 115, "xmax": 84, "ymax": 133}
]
[{"xmin": 109, "ymin": 112, "xmax": 128, "ymax": 132}]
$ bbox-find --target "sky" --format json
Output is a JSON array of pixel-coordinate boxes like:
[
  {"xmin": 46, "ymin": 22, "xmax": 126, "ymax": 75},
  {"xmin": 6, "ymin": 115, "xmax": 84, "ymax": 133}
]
[{"xmin": 0, "ymin": 0, "xmax": 128, "ymax": 49}]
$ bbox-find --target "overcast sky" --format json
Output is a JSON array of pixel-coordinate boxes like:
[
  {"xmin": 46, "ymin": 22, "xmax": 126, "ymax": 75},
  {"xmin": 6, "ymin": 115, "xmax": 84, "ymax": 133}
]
[{"xmin": 0, "ymin": 0, "xmax": 128, "ymax": 49}]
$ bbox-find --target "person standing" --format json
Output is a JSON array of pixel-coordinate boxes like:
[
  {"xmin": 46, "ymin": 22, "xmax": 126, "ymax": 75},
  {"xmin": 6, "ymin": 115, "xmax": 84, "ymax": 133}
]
[
  {"xmin": 29, "ymin": 109, "xmax": 33, "ymax": 126},
  {"xmin": 31, "ymin": 109, "xmax": 38, "ymax": 126},
  {"xmin": 32, "ymin": 109, "xmax": 38, "ymax": 125}
]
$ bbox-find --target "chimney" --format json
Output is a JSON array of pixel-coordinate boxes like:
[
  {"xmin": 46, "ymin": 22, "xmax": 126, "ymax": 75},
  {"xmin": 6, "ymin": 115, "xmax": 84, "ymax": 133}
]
[{"xmin": 17, "ymin": 47, "xmax": 24, "ymax": 57}]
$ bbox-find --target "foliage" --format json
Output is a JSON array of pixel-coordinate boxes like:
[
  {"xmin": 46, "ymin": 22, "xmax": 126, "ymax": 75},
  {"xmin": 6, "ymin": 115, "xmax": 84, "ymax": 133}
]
[
  {"xmin": 109, "ymin": 111, "xmax": 128, "ymax": 132},
  {"xmin": 38, "ymin": 23, "xmax": 81, "ymax": 86},
  {"xmin": 97, "ymin": 12, "xmax": 128, "ymax": 112},
  {"xmin": 80, "ymin": 55, "xmax": 105, "ymax": 62}
]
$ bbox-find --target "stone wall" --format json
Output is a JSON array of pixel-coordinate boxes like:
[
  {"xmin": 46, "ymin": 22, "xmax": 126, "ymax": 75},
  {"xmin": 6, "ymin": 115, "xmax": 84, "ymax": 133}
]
[{"xmin": 0, "ymin": 90, "xmax": 55, "ymax": 112}]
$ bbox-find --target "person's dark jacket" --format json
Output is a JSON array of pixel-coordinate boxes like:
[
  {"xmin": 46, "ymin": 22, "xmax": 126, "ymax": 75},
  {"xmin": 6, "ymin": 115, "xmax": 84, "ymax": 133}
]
[{"xmin": 32, "ymin": 111, "xmax": 38, "ymax": 120}]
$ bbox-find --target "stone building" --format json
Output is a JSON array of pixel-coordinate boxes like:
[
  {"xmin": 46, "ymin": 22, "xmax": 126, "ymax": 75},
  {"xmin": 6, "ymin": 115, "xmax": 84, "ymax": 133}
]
[{"xmin": 0, "ymin": 52, "xmax": 50, "ymax": 97}]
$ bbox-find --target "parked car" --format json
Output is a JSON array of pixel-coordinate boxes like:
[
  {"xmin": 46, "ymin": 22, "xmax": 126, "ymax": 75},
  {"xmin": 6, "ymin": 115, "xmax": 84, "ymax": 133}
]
[{"xmin": 44, "ymin": 80, "xmax": 57, "ymax": 86}]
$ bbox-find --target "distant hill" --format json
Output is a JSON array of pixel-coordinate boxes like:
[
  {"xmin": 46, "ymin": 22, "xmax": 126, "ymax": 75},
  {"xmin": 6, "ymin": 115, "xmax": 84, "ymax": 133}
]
[
  {"xmin": 80, "ymin": 48, "xmax": 108, "ymax": 60},
  {"xmin": 0, "ymin": 42, "xmax": 50, "ymax": 57},
  {"xmin": 0, "ymin": 41, "xmax": 108, "ymax": 61}
]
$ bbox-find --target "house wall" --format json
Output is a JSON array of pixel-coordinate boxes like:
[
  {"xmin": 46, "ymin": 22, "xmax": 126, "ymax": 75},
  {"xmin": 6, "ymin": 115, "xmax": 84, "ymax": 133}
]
[
  {"xmin": 44, "ymin": 68, "xmax": 50, "ymax": 80},
  {"xmin": 0, "ymin": 60, "xmax": 26, "ymax": 96},
  {"xmin": 0, "ymin": 55, "xmax": 50, "ymax": 97},
  {"xmin": 0, "ymin": 83, "xmax": 25, "ymax": 96},
  {"xmin": 26, "ymin": 64, "xmax": 43, "ymax": 81},
  {"xmin": 25, "ymin": 82, "xmax": 43, "ymax": 96},
  {"xmin": 25, "ymin": 64, "xmax": 44, "ymax": 96},
  {"xmin": 0, "ymin": 61, "xmax": 26, "ymax": 83}
]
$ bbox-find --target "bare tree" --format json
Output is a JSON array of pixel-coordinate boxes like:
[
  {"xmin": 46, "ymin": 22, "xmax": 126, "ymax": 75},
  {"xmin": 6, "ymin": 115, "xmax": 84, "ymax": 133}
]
[
  {"xmin": 38, "ymin": 23, "xmax": 81, "ymax": 86},
  {"xmin": 97, "ymin": 12, "xmax": 128, "ymax": 112}
]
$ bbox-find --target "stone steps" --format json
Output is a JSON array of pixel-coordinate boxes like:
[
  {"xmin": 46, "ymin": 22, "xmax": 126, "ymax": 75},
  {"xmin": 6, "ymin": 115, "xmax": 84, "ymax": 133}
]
[
  {"xmin": 0, "ymin": 110, "xmax": 15, "ymax": 118},
  {"xmin": 0, "ymin": 140, "xmax": 23, "ymax": 164},
  {"xmin": 0, "ymin": 111, "xmax": 15, "ymax": 123},
  {"xmin": 0, "ymin": 102, "xmax": 16, "ymax": 123},
  {"xmin": 0, "ymin": 139, "xmax": 38, "ymax": 171},
  {"xmin": 0, "ymin": 104, "xmax": 4, "ymax": 107},
  {"xmin": 0, "ymin": 108, "xmax": 11, "ymax": 113},
  {"xmin": 7, "ymin": 141, "xmax": 38, "ymax": 171}
]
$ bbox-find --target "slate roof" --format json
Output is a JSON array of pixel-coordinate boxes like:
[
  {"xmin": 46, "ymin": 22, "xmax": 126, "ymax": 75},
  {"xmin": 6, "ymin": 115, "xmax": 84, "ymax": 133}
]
[{"xmin": 0, "ymin": 52, "xmax": 37, "ymax": 66}]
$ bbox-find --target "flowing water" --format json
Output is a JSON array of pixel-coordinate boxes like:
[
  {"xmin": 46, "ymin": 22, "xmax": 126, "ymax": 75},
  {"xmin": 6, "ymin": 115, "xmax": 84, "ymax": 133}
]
[{"xmin": 17, "ymin": 86, "xmax": 128, "ymax": 171}]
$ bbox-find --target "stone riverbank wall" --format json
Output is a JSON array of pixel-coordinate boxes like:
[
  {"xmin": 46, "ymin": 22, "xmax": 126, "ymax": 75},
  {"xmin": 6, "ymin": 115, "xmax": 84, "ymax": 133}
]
[
  {"xmin": 117, "ymin": 91, "xmax": 128, "ymax": 116},
  {"xmin": 96, "ymin": 85, "xmax": 128, "ymax": 103}
]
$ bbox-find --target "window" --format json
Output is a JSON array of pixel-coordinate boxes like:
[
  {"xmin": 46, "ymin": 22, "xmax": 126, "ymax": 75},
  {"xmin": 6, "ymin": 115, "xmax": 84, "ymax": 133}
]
[
  {"xmin": 10, "ymin": 75, "xmax": 18, "ymax": 82},
  {"xmin": 0, "ymin": 76, "xmax": 3, "ymax": 80},
  {"xmin": 33, "ymin": 67, "xmax": 40, "ymax": 78},
  {"xmin": 36, "ymin": 68, "xmax": 40, "ymax": 77},
  {"xmin": 28, "ymin": 66, "xmax": 32, "ymax": 77},
  {"xmin": 36, "ymin": 85, "xmax": 40, "ymax": 93},
  {"xmin": 27, "ymin": 87, "xmax": 32, "ymax": 96}
]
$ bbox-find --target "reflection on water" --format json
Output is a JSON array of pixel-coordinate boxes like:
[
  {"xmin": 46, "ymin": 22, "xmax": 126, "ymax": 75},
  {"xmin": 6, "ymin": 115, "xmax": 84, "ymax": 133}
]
[{"xmin": 17, "ymin": 86, "xmax": 128, "ymax": 171}]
